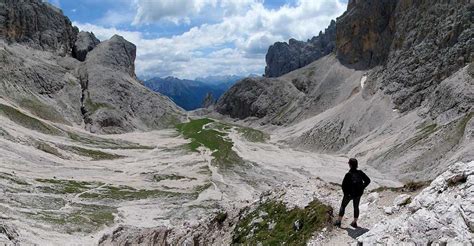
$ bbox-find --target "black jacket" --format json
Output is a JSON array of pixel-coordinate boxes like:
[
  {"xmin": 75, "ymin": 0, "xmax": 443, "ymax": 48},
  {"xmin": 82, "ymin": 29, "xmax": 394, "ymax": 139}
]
[{"xmin": 342, "ymin": 169, "xmax": 371, "ymax": 197}]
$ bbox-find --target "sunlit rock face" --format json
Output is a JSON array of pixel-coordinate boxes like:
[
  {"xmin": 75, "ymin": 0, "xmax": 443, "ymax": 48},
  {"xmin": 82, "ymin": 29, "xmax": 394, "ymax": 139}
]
[{"xmin": 0, "ymin": 0, "xmax": 78, "ymax": 56}]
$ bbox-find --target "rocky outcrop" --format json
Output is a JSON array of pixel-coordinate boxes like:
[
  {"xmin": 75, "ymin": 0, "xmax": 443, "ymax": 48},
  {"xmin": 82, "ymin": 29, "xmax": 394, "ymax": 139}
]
[
  {"xmin": 359, "ymin": 161, "xmax": 474, "ymax": 244},
  {"xmin": 72, "ymin": 31, "xmax": 100, "ymax": 62},
  {"xmin": 216, "ymin": 76, "xmax": 302, "ymax": 122},
  {"xmin": 264, "ymin": 20, "xmax": 336, "ymax": 77},
  {"xmin": 79, "ymin": 35, "xmax": 184, "ymax": 134},
  {"xmin": 0, "ymin": 0, "xmax": 78, "ymax": 56},
  {"xmin": 86, "ymin": 35, "xmax": 136, "ymax": 78},
  {"xmin": 98, "ymin": 226, "xmax": 170, "ymax": 245}
]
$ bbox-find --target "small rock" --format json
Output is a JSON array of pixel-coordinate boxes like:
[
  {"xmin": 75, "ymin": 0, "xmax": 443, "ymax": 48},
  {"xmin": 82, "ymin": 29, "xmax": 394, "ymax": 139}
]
[
  {"xmin": 293, "ymin": 220, "xmax": 302, "ymax": 231},
  {"xmin": 384, "ymin": 206, "xmax": 394, "ymax": 215},
  {"xmin": 367, "ymin": 192, "xmax": 379, "ymax": 203},
  {"xmin": 393, "ymin": 194, "xmax": 412, "ymax": 207},
  {"xmin": 250, "ymin": 218, "xmax": 263, "ymax": 226},
  {"xmin": 268, "ymin": 221, "xmax": 276, "ymax": 230}
]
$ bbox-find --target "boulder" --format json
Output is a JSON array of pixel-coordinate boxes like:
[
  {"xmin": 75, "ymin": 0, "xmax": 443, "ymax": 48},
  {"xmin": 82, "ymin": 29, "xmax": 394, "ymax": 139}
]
[{"xmin": 384, "ymin": 206, "xmax": 394, "ymax": 215}]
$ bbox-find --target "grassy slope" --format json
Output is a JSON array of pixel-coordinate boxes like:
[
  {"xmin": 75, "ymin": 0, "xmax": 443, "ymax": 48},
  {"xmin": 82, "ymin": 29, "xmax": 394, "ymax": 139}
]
[
  {"xmin": 176, "ymin": 118, "xmax": 243, "ymax": 166},
  {"xmin": 232, "ymin": 200, "xmax": 332, "ymax": 245}
]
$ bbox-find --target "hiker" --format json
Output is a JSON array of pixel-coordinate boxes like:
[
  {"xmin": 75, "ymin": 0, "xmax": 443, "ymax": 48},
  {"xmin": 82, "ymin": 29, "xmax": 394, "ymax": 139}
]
[{"xmin": 334, "ymin": 158, "xmax": 371, "ymax": 228}]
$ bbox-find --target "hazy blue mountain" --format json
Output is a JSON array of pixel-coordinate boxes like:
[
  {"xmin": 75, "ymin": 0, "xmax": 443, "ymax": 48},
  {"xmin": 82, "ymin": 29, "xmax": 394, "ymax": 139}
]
[
  {"xmin": 143, "ymin": 76, "xmax": 241, "ymax": 111},
  {"xmin": 196, "ymin": 75, "xmax": 244, "ymax": 85}
]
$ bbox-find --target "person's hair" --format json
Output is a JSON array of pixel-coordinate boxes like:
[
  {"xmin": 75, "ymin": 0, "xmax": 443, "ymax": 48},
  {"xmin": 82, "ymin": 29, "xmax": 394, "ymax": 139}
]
[{"xmin": 349, "ymin": 158, "xmax": 358, "ymax": 170}]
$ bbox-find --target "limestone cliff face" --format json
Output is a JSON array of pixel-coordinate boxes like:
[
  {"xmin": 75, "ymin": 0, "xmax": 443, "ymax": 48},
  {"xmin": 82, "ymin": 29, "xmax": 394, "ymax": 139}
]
[
  {"xmin": 335, "ymin": 0, "xmax": 397, "ymax": 69},
  {"xmin": 264, "ymin": 20, "xmax": 336, "ymax": 78},
  {"xmin": 0, "ymin": 0, "xmax": 78, "ymax": 56},
  {"xmin": 375, "ymin": 0, "xmax": 473, "ymax": 113}
]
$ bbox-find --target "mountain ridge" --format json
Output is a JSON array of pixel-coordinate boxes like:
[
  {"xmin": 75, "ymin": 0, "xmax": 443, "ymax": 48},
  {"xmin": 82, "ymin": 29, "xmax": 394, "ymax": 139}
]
[
  {"xmin": 144, "ymin": 76, "xmax": 243, "ymax": 111},
  {"xmin": 0, "ymin": 0, "xmax": 185, "ymax": 134}
]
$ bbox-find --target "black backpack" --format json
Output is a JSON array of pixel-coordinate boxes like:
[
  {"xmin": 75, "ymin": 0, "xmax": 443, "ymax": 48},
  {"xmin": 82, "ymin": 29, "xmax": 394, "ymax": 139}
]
[{"xmin": 350, "ymin": 171, "xmax": 364, "ymax": 195}]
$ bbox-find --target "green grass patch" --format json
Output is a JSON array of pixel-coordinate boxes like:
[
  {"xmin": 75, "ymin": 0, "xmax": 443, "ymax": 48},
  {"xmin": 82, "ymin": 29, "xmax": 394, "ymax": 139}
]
[
  {"xmin": 456, "ymin": 112, "xmax": 473, "ymax": 142},
  {"xmin": 213, "ymin": 212, "xmax": 228, "ymax": 225},
  {"xmin": 19, "ymin": 98, "xmax": 69, "ymax": 125},
  {"xmin": 153, "ymin": 174, "xmax": 192, "ymax": 182},
  {"xmin": 0, "ymin": 104, "xmax": 63, "ymax": 135},
  {"xmin": 372, "ymin": 180, "xmax": 430, "ymax": 193},
  {"xmin": 60, "ymin": 145, "xmax": 124, "ymax": 160},
  {"xmin": 176, "ymin": 118, "xmax": 243, "ymax": 166},
  {"xmin": 84, "ymin": 98, "xmax": 113, "ymax": 113},
  {"xmin": 67, "ymin": 131, "xmax": 154, "ymax": 150},
  {"xmin": 232, "ymin": 200, "xmax": 332, "ymax": 245},
  {"xmin": 0, "ymin": 172, "xmax": 30, "ymax": 186},
  {"xmin": 194, "ymin": 183, "xmax": 212, "ymax": 194},
  {"xmin": 32, "ymin": 203, "xmax": 116, "ymax": 234},
  {"xmin": 0, "ymin": 127, "xmax": 14, "ymax": 140},
  {"xmin": 35, "ymin": 141, "xmax": 64, "ymax": 158},
  {"xmin": 36, "ymin": 178, "xmax": 103, "ymax": 194},
  {"xmin": 236, "ymin": 127, "xmax": 269, "ymax": 143},
  {"xmin": 79, "ymin": 185, "xmax": 180, "ymax": 200}
]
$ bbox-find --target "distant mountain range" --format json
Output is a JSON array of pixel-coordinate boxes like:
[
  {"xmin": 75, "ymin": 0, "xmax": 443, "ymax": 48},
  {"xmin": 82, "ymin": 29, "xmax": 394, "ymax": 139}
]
[{"xmin": 143, "ymin": 75, "xmax": 248, "ymax": 110}]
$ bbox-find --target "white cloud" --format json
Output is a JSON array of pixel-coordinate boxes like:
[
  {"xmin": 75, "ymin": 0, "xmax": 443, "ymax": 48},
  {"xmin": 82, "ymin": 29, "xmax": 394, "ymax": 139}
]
[
  {"xmin": 99, "ymin": 10, "xmax": 135, "ymax": 27},
  {"xmin": 76, "ymin": 0, "xmax": 347, "ymax": 79},
  {"xmin": 133, "ymin": 0, "xmax": 199, "ymax": 25}
]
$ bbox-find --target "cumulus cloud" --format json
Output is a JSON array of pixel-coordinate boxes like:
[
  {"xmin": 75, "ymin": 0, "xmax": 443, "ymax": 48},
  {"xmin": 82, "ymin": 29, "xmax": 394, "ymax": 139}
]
[
  {"xmin": 76, "ymin": 0, "xmax": 347, "ymax": 79},
  {"xmin": 133, "ymin": 0, "xmax": 197, "ymax": 25},
  {"xmin": 132, "ymin": 0, "xmax": 258, "ymax": 25}
]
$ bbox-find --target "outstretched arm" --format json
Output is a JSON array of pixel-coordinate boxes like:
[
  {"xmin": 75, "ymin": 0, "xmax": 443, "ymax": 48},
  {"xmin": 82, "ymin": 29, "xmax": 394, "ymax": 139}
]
[{"xmin": 360, "ymin": 171, "xmax": 371, "ymax": 188}]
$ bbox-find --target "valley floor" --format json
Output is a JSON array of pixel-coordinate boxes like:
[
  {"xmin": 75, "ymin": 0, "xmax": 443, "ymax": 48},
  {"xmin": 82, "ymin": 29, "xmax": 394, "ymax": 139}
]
[{"xmin": 0, "ymin": 111, "xmax": 403, "ymax": 245}]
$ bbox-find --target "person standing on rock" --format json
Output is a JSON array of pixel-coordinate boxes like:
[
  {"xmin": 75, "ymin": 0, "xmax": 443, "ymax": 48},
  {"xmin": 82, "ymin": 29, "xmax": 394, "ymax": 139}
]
[{"xmin": 334, "ymin": 158, "xmax": 371, "ymax": 228}]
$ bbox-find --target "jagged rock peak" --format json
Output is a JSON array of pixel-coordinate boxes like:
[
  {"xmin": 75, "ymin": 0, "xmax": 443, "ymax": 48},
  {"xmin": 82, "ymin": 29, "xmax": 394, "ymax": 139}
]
[
  {"xmin": 0, "ymin": 0, "xmax": 78, "ymax": 56},
  {"xmin": 86, "ymin": 34, "xmax": 137, "ymax": 77},
  {"xmin": 73, "ymin": 31, "xmax": 100, "ymax": 62},
  {"xmin": 264, "ymin": 20, "xmax": 336, "ymax": 77}
]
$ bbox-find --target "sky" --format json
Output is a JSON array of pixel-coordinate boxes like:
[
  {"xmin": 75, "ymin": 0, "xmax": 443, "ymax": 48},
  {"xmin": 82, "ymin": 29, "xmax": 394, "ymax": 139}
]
[{"xmin": 46, "ymin": 0, "xmax": 348, "ymax": 80}]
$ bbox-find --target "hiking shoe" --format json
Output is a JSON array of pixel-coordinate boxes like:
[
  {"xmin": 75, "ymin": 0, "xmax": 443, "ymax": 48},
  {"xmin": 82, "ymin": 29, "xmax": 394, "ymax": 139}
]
[
  {"xmin": 350, "ymin": 221, "xmax": 358, "ymax": 228},
  {"xmin": 334, "ymin": 220, "xmax": 341, "ymax": 228}
]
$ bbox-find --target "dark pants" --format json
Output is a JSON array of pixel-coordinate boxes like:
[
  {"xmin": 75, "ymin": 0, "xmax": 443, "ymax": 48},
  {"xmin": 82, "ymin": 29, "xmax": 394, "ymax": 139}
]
[{"xmin": 338, "ymin": 195, "xmax": 361, "ymax": 218}]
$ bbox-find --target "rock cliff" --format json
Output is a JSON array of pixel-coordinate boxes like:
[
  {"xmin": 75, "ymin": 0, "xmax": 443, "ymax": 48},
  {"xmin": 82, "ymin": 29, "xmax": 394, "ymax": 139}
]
[
  {"xmin": 335, "ymin": 0, "xmax": 397, "ymax": 69},
  {"xmin": 264, "ymin": 20, "xmax": 336, "ymax": 77},
  {"xmin": 0, "ymin": 0, "xmax": 78, "ymax": 56}
]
